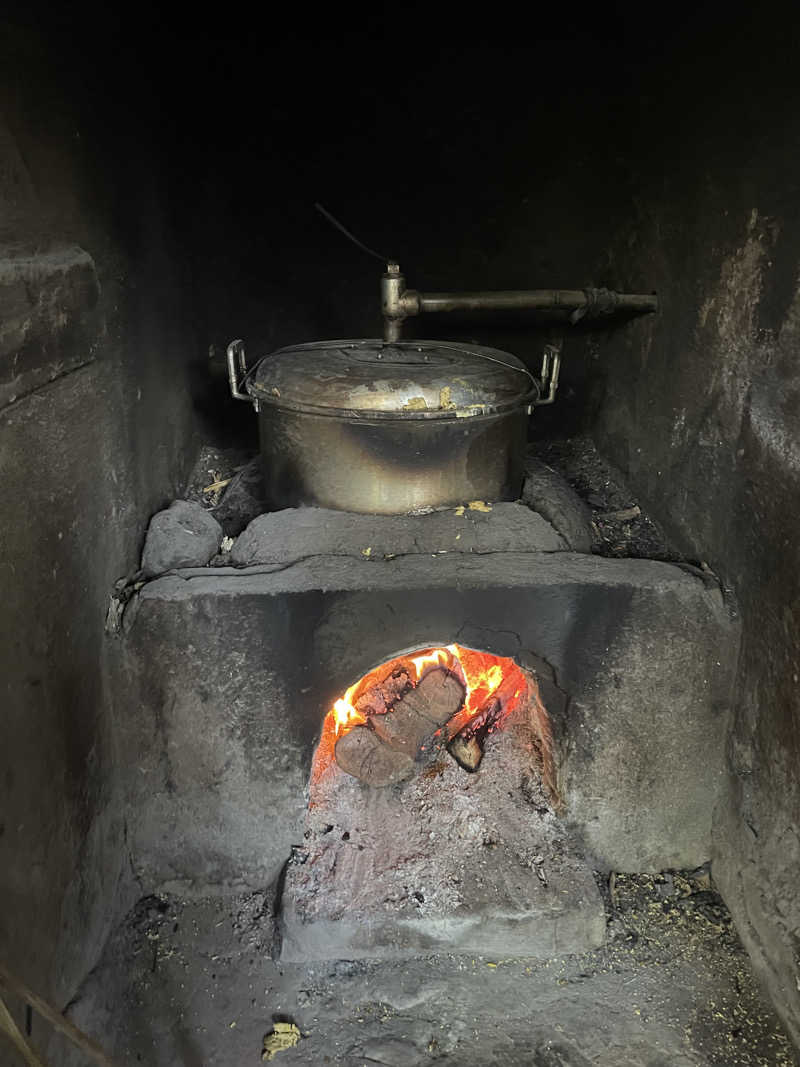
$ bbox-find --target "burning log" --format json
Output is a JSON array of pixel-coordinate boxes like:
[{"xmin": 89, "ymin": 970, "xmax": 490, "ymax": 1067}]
[
  {"xmin": 334, "ymin": 724, "xmax": 416, "ymax": 786},
  {"xmin": 370, "ymin": 669, "xmax": 465, "ymax": 754},
  {"xmin": 335, "ymin": 669, "xmax": 465, "ymax": 785},
  {"xmin": 354, "ymin": 667, "xmax": 412, "ymax": 718},
  {"xmin": 329, "ymin": 647, "xmax": 538, "ymax": 785}
]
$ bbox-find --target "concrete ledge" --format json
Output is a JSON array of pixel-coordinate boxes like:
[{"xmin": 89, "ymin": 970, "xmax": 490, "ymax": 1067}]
[{"xmin": 141, "ymin": 550, "xmax": 715, "ymax": 599}]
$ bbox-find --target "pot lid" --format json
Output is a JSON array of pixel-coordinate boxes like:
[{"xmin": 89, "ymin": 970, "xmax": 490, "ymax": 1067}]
[{"xmin": 247, "ymin": 339, "xmax": 538, "ymax": 418}]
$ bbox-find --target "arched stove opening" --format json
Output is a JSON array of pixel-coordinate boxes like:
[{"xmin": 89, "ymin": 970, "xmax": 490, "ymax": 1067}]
[
  {"xmin": 279, "ymin": 645, "xmax": 603, "ymax": 963},
  {"xmin": 311, "ymin": 643, "xmax": 558, "ymax": 797}
]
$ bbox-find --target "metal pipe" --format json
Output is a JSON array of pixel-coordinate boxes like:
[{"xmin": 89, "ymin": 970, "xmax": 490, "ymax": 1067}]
[
  {"xmin": 381, "ymin": 262, "xmax": 658, "ymax": 341},
  {"xmin": 417, "ymin": 289, "xmax": 659, "ymax": 314}
]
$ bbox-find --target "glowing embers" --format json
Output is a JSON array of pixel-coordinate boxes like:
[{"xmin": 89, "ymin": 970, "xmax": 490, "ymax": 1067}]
[{"xmin": 322, "ymin": 645, "xmax": 532, "ymax": 786}]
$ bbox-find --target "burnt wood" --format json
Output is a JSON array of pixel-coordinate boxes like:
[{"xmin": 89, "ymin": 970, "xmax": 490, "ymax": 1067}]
[
  {"xmin": 335, "ymin": 669, "xmax": 466, "ymax": 784},
  {"xmin": 370, "ymin": 669, "xmax": 465, "ymax": 755},
  {"xmin": 333, "ymin": 725, "xmax": 415, "ymax": 786}
]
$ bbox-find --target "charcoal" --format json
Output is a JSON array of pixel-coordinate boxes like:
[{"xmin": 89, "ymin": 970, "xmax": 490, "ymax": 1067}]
[
  {"xmin": 447, "ymin": 733, "xmax": 483, "ymax": 772},
  {"xmin": 212, "ymin": 456, "xmax": 267, "ymax": 536}
]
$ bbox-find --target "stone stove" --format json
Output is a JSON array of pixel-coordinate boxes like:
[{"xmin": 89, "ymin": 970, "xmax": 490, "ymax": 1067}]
[{"xmin": 119, "ymin": 484, "xmax": 738, "ymax": 965}]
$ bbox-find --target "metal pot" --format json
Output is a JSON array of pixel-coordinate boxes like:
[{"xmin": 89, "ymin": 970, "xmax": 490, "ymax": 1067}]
[{"xmin": 227, "ymin": 338, "xmax": 539, "ymax": 515}]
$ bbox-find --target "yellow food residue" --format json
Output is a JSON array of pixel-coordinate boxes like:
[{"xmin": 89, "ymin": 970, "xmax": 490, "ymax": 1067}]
[
  {"xmin": 262, "ymin": 1022, "xmax": 301, "ymax": 1061},
  {"xmin": 467, "ymin": 500, "xmax": 492, "ymax": 512}
]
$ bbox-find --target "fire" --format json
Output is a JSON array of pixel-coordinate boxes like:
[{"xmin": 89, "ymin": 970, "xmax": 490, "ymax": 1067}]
[
  {"xmin": 311, "ymin": 643, "xmax": 558, "ymax": 806},
  {"xmin": 332, "ymin": 691, "xmax": 366, "ymax": 732},
  {"xmin": 328, "ymin": 643, "xmax": 527, "ymax": 740},
  {"xmin": 409, "ymin": 647, "xmax": 451, "ymax": 677}
]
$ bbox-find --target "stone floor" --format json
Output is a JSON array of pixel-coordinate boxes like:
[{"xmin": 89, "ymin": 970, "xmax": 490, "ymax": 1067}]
[{"xmin": 42, "ymin": 872, "xmax": 796, "ymax": 1066}]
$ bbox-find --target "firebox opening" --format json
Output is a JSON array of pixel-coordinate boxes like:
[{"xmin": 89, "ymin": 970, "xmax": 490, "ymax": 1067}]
[{"xmin": 310, "ymin": 644, "xmax": 558, "ymax": 802}]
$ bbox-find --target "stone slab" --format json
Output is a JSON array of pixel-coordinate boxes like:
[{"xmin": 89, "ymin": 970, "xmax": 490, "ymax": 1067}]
[
  {"xmin": 522, "ymin": 456, "xmax": 594, "ymax": 552},
  {"xmin": 230, "ymin": 502, "xmax": 566, "ymax": 566},
  {"xmin": 280, "ymin": 847, "xmax": 606, "ymax": 961},
  {"xmin": 141, "ymin": 499, "xmax": 223, "ymax": 576}
]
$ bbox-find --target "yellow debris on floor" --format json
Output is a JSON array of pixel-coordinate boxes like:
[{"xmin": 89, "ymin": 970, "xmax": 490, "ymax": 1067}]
[{"xmin": 262, "ymin": 1021, "xmax": 301, "ymax": 1061}]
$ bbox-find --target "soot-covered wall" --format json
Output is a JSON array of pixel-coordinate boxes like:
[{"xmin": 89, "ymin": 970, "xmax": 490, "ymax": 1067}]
[
  {"xmin": 581, "ymin": 21, "xmax": 800, "ymax": 1047},
  {"xmin": 164, "ymin": 19, "xmax": 657, "ymax": 446},
  {"xmin": 0, "ymin": 20, "xmax": 201, "ymax": 1004}
]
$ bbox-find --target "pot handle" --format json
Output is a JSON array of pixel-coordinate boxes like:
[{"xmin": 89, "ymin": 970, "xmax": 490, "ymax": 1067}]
[
  {"xmin": 532, "ymin": 338, "xmax": 562, "ymax": 407},
  {"xmin": 226, "ymin": 339, "xmax": 254, "ymax": 404}
]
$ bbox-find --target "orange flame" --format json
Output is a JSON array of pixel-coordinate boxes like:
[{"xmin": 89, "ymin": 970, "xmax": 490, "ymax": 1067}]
[
  {"xmin": 329, "ymin": 643, "xmax": 527, "ymax": 740},
  {"xmin": 332, "ymin": 690, "xmax": 366, "ymax": 733}
]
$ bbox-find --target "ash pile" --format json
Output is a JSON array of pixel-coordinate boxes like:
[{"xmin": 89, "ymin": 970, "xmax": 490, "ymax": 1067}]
[{"xmin": 279, "ymin": 666, "xmax": 606, "ymax": 962}]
